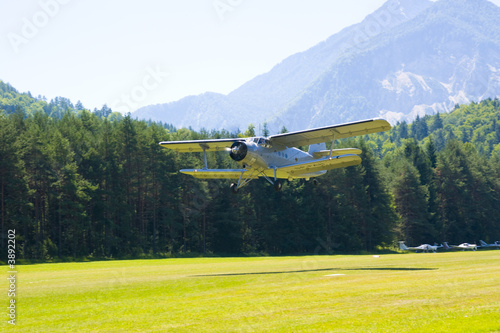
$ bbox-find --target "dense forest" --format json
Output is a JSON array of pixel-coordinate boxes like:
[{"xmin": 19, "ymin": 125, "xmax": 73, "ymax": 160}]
[{"xmin": 1, "ymin": 80, "xmax": 500, "ymax": 261}]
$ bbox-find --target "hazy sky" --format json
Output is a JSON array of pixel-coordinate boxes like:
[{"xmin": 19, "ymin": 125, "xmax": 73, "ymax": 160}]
[{"xmin": 1, "ymin": 0, "xmax": 500, "ymax": 113}]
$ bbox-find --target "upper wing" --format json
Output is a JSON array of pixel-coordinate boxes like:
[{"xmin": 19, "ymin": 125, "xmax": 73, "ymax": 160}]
[
  {"xmin": 159, "ymin": 138, "xmax": 242, "ymax": 153},
  {"xmin": 269, "ymin": 119, "xmax": 391, "ymax": 148},
  {"xmin": 159, "ymin": 119, "xmax": 390, "ymax": 151}
]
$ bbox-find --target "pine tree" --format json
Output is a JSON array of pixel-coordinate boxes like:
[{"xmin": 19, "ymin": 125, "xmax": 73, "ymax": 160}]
[
  {"xmin": 0, "ymin": 113, "xmax": 30, "ymax": 254},
  {"xmin": 436, "ymin": 141, "xmax": 476, "ymax": 243},
  {"xmin": 244, "ymin": 124, "xmax": 256, "ymax": 137},
  {"xmin": 23, "ymin": 112, "xmax": 56, "ymax": 259},
  {"xmin": 429, "ymin": 112, "xmax": 443, "ymax": 132},
  {"xmin": 411, "ymin": 115, "xmax": 429, "ymax": 141},
  {"xmin": 425, "ymin": 136, "xmax": 438, "ymax": 168},
  {"xmin": 397, "ymin": 121, "xmax": 409, "ymax": 140},
  {"xmin": 392, "ymin": 160, "xmax": 432, "ymax": 245},
  {"xmin": 357, "ymin": 139, "xmax": 397, "ymax": 250}
]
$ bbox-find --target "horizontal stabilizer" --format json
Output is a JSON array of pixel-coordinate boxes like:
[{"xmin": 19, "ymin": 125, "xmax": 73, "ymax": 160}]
[
  {"xmin": 313, "ymin": 148, "xmax": 362, "ymax": 159},
  {"xmin": 276, "ymin": 154, "xmax": 361, "ymax": 178}
]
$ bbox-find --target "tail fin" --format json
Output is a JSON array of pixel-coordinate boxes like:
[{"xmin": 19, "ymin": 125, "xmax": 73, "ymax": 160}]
[
  {"xmin": 479, "ymin": 240, "xmax": 488, "ymax": 247},
  {"xmin": 308, "ymin": 143, "xmax": 326, "ymax": 155},
  {"xmin": 443, "ymin": 242, "xmax": 451, "ymax": 250},
  {"xmin": 399, "ymin": 241, "xmax": 409, "ymax": 250}
]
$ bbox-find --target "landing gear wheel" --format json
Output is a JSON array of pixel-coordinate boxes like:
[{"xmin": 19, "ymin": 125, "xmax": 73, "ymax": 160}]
[
  {"xmin": 274, "ymin": 181, "xmax": 282, "ymax": 192},
  {"xmin": 313, "ymin": 179, "xmax": 319, "ymax": 186},
  {"xmin": 230, "ymin": 183, "xmax": 239, "ymax": 194}
]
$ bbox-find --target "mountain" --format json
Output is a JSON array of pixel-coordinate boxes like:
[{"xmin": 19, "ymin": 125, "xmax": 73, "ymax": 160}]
[{"xmin": 133, "ymin": 0, "xmax": 500, "ymax": 132}]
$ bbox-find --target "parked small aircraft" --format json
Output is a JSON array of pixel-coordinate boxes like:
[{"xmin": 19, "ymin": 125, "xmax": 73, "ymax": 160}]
[
  {"xmin": 159, "ymin": 119, "xmax": 391, "ymax": 193},
  {"xmin": 399, "ymin": 241, "xmax": 441, "ymax": 253},
  {"xmin": 443, "ymin": 242, "xmax": 478, "ymax": 251},
  {"xmin": 479, "ymin": 240, "xmax": 500, "ymax": 249}
]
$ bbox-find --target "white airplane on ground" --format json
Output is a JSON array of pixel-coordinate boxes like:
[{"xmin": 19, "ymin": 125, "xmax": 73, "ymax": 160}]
[
  {"xmin": 160, "ymin": 119, "xmax": 391, "ymax": 193},
  {"xmin": 443, "ymin": 242, "xmax": 478, "ymax": 251},
  {"xmin": 479, "ymin": 240, "xmax": 500, "ymax": 249},
  {"xmin": 399, "ymin": 241, "xmax": 441, "ymax": 253}
]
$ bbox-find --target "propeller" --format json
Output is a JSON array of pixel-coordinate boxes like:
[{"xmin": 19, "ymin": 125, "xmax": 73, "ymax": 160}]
[{"xmin": 229, "ymin": 141, "xmax": 247, "ymax": 161}]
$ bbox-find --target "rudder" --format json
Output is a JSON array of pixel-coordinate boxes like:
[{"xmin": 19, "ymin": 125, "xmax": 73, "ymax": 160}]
[{"xmin": 308, "ymin": 142, "xmax": 326, "ymax": 155}]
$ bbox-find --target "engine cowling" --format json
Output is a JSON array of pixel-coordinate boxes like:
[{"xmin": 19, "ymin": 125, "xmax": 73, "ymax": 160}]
[{"xmin": 230, "ymin": 141, "xmax": 247, "ymax": 162}]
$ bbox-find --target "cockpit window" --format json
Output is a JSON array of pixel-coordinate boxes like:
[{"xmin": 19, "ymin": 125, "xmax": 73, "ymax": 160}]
[{"xmin": 249, "ymin": 137, "xmax": 272, "ymax": 148}]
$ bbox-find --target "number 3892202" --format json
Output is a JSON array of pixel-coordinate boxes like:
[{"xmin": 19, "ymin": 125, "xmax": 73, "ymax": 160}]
[{"xmin": 8, "ymin": 229, "xmax": 16, "ymax": 266}]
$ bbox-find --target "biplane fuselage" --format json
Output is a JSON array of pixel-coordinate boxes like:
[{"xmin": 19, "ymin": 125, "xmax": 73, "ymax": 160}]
[{"xmin": 230, "ymin": 137, "xmax": 325, "ymax": 178}]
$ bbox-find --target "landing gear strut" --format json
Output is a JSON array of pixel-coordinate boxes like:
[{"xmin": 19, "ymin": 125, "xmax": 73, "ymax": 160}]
[{"xmin": 229, "ymin": 168, "xmax": 284, "ymax": 194}]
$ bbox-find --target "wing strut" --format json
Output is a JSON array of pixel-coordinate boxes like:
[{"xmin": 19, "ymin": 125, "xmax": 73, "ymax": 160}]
[
  {"xmin": 327, "ymin": 134, "xmax": 336, "ymax": 158},
  {"xmin": 202, "ymin": 147, "xmax": 208, "ymax": 169}
]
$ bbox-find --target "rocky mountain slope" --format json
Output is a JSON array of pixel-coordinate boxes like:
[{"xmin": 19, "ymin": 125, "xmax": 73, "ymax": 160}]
[{"xmin": 134, "ymin": 0, "xmax": 500, "ymax": 133}]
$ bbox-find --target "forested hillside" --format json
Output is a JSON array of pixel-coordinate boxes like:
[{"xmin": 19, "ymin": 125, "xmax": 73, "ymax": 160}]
[{"xmin": 1, "ymin": 81, "xmax": 500, "ymax": 261}]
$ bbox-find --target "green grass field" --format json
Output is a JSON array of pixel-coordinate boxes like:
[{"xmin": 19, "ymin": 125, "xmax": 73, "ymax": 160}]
[{"xmin": 4, "ymin": 251, "xmax": 500, "ymax": 332}]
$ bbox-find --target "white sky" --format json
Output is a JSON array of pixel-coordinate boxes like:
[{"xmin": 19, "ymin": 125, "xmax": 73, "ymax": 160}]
[{"xmin": 1, "ymin": 0, "xmax": 500, "ymax": 113}]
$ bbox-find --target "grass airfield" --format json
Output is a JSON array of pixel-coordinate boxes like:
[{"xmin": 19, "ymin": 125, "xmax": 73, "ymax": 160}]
[{"xmin": 4, "ymin": 251, "xmax": 500, "ymax": 332}]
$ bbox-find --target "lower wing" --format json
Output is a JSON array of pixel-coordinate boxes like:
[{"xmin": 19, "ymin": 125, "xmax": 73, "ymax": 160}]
[
  {"xmin": 180, "ymin": 155, "xmax": 361, "ymax": 180},
  {"xmin": 180, "ymin": 169, "xmax": 258, "ymax": 179}
]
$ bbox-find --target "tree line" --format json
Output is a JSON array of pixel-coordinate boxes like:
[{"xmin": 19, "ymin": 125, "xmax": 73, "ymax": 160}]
[{"xmin": 1, "ymin": 81, "xmax": 500, "ymax": 261}]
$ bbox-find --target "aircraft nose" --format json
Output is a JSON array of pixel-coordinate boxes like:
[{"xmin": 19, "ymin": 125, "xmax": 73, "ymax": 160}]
[{"xmin": 230, "ymin": 141, "xmax": 248, "ymax": 161}]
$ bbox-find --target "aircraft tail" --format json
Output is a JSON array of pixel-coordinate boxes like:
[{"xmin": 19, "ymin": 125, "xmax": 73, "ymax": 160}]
[
  {"xmin": 442, "ymin": 242, "xmax": 452, "ymax": 250},
  {"xmin": 399, "ymin": 241, "xmax": 409, "ymax": 251},
  {"xmin": 479, "ymin": 240, "xmax": 488, "ymax": 247},
  {"xmin": 308, "ymin": 143, "xmax": 327, "ymax": 156}
]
